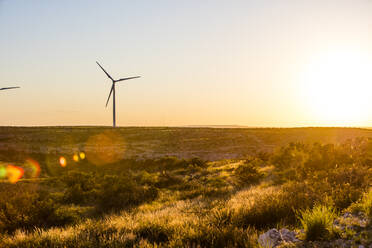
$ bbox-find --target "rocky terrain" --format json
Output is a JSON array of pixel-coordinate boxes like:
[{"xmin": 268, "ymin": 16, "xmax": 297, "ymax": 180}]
[{"xmin": 259, "ymin": 212, "xmax": 372, "ymax": 248}]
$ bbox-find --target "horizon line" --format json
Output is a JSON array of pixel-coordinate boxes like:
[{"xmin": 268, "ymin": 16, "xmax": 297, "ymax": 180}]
[{"xmin": 0, "ymin": 125, "xmax": 371, "ymax": 129}]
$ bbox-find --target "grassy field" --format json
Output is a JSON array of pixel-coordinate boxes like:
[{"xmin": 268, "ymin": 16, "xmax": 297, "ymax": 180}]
[
  {"xmin": 0, "ymin": 127, "xmax": 371, "ymax": 247},
  {"xmin": 1, "ymin": 126, "xmax": 371, "ymax": 162}
]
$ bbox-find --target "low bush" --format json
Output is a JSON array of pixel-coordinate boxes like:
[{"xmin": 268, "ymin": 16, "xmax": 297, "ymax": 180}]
[
  {"xmin": 361, "ymin": 190, "xmax": 372, "ymax": 218},
  {"xmin": 234, "ymin": 160, "xmax": 264, "ymax": 186},
  {"xmin": 350, "ymin": 189, "xmax": 372, "ymax": 219},
  {"xmin": 154, "ymin": 171, "xmax": 184, "ymax": 188},
  {"xmin": 61, "ymin": 171, "xmax": 98, "ymax": 205},
  {"xmin": 0, "ymin": 183, "xmax": 78, "ymax": 234},
  {"xmin": 97, "ymin": 175, "xmax": 158, "ymax": 212},
  {"xmin": 59, "ymin": 170, "xmax": 159, "ymax": 213}
]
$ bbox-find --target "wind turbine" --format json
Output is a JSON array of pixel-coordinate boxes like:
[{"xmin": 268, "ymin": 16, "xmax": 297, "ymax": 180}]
[
  {"xmin": 0, "ymin": 86, "xmax": 20, "ymax": 91},
  {"xmin": 96, "ymin": 61, "xmax": 140, "ymax": 128}
]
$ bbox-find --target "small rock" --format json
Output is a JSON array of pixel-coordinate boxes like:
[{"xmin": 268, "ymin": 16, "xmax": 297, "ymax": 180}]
[
  {"xmin": 258, "ymin": 229, "xmax": 281, "ymax": 248},
  {"xmin": 258, "ymin": 228, "xmax": 300, "ymax": 248},
  {"xmin": 334, "ymin": 239, "xmax": 347, "ymax": 248},
  {"xmin": 279, "ymin": 228, "xmax": 299, "ymax": 243}
]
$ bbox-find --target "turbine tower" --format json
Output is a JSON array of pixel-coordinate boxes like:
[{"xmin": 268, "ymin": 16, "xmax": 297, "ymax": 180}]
[
  {"xmin": 0, "ymin": 86, "xmax": 20, "ymax": 91},
  {"xmin": 96, "ymin": 61, "xmax": 140, "ymax": 128}
]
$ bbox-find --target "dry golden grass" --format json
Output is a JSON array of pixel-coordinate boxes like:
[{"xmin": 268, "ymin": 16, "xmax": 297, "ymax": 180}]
[{"xmin": 1, "ymin": 136, "xmax": 371, "ymax": 247}]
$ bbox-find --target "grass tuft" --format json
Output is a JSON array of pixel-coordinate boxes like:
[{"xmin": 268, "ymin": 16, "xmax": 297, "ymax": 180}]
[{"xmin": 298, "ymin": 205, "xmax": 336, "ymax": 241}]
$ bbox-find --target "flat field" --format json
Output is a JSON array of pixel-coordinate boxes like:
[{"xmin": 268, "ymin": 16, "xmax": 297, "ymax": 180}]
[{"xmin": 1, "ymin": 126, "xmax": 371, "ymax": 162}]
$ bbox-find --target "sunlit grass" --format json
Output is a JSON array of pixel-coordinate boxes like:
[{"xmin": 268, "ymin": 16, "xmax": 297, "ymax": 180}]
[
  {"xmin": 0, "ymin": 136, "xmax": 371, "ymax": 247},
  {"xmin": 298, "ymin": 205, "xmax": 336, "ymax": 241}
]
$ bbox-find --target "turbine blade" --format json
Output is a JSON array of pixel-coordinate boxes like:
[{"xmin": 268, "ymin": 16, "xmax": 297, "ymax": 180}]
[
  {"xmin": 106, "ymin": 84, "xmax": 114, "ymax": 107},
  {"xmin": 115, "ymin": 76, "xmax": 141, "ymax": 83},
  {"xmin": 96, "ymin": 61, "xmax": 114, "ymax": 81},
  {"xmin": 0, "ymin": 86, "xmax": 20, "ymax": 91}
]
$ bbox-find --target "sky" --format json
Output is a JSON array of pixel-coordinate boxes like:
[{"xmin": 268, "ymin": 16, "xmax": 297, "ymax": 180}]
[{"xmin": 1, "ymin": 0, "xmax": 372, "ymax": 127}]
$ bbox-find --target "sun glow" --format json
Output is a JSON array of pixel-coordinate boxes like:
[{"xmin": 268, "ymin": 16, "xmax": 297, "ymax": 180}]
[{"xmin": 300, "ymin": 49, "xmax": 372, "ymax": 126}]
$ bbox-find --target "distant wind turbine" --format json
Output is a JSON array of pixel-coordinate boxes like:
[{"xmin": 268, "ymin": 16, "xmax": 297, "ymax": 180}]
[
  {"xmin": 96, "ymin": 61, "xmax": 140, "ymax": 128},
  {"xmin": 0, "ymin": 86, "xmax": 20, "ymax": 91}
]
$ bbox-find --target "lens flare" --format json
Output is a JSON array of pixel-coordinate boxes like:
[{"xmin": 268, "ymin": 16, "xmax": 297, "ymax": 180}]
[
  {"xmin": 73, "ymin": 154, "xmax": 79, "ymax": 162},
  {"xmin": 25, "ymin": 159, "xmax": 41, "ymax": 178},
  {"xmin": 85, "ymin": 130, "xmax": 126, "ymax": 166},
  {"xmin": 6, "ymin": 165, "xmax": 24, "ymax": 183},
  {"xmin": 0, "ymin": 166, "xmax": 6, "ymax": 178},
  {"xmin": 59, "ymin": 156, "xmax": 67, "ymax": 167},
  {"xmin": 79, "ymin": 152, "xmax": 86, "ymax": 160}
]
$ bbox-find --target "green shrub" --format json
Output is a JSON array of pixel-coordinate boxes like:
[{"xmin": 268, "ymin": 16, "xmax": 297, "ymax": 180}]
[
  {"xmin": 234, "ymin": 160, "xmax": 264, "ymax": 186},
  {"xmin": 189, "ymin": 157, "xmax": 207, "ymax": 168},
  {"xmin": 138, "ymin": 171, "xmax": 159, "ymax": 185},
  {"xmin": 97, "ymin": 175, "xmax": 158, "ymax": 212},
  {"xmin": 0, "ymin": 183, "xmax": 78, "ymax": 234},
  {"xmin": 154, "ymin": 171, "xmax": 184, "ymax": 188},
  {"xmin": 361, "ymin": 190, "xmax": 372, "ymax": 218},
  {"xmin": 61, "ymin": 171, "xmax": 98, "ymax": 205},
  {"xmin": 330, "ymin": 183, "xmax": 364, "ymax": 210},
  {"xmin": 298, "ymin": 205, "xmax": 336, "ymax": 241},
  {"xmin": 350, "ymin": 189, "xmax": 372, "ymax": 218}
]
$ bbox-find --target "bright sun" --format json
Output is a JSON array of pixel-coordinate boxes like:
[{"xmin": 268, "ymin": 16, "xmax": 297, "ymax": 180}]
[{"xmin": 300, "ymin": 49, "xmax": 372, "ymax": 126}]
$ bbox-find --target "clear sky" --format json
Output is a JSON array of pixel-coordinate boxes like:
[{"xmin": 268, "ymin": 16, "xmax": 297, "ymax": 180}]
[{"xmin": 1, "ymin": 0, "xmax": 372, "ymax": 127}]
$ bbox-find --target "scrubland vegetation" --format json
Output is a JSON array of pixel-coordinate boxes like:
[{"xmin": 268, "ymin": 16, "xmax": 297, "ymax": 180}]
[{"xmin": 0, "ymin": 128, "xmax": 371, "ymax": 247}]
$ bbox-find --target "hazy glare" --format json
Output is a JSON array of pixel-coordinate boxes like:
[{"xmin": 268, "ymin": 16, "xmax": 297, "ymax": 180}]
[{"xmin": 1, "ymin": 0, "xmax": 371, "ymax": 127}]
